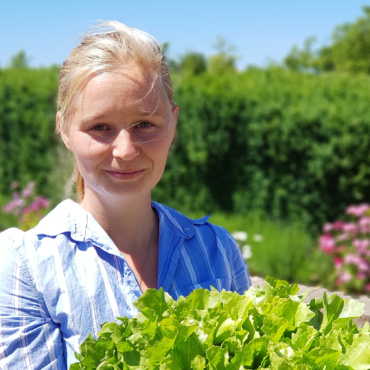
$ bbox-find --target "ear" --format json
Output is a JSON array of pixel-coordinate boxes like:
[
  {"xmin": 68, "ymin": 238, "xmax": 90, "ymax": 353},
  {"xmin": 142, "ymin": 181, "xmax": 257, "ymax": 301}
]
[{"xmin": 57, "ymin": 112, "xmax": 73, "ymax": 152}]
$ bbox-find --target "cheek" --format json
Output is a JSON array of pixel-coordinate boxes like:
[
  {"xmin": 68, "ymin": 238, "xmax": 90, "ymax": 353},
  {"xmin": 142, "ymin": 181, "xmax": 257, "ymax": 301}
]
[
  {"xmin": 72, "ymin": 135, "xmax": 110, "ymax": 166},
  {"xmin": 148, "ymin": 138, "xmax": 172, "ymax": 171}
]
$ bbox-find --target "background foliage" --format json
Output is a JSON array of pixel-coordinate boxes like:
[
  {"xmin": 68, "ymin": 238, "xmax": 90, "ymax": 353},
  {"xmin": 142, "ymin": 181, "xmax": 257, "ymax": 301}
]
[
  {"xmin": 0, "ymin": 65, "xmax": 60, "ymax": 199},
  {"xmin": 284, "ymin": 6, "xmax": 370, "ymax": 74},
  {"xmin": 153, "ymin": 68, "xmax": 370, "ymax": 233},
  {"xmin": 1, "ymin": 66, "xmax": 370, "ymax": 234},
  {"xmin": 1, "ymin": 9, "xmax": 370, "ymax": 286}
]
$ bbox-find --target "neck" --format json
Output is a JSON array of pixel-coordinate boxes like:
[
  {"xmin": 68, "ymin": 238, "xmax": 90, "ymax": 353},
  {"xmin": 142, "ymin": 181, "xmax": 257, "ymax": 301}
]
[{"xmin": 80, "ymin": 188, "xmax": 155, "ymax": 256}]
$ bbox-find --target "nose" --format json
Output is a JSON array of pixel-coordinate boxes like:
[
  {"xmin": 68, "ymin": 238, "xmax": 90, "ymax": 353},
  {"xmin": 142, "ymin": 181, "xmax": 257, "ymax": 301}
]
[{"xmin": 112, "ymin": 129, "xmax": 140, "ymax": 161}]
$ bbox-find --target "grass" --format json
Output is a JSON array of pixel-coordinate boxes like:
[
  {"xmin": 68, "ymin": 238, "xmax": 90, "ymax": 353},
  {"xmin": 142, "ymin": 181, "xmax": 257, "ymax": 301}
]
[{"xmin": 183, "ymin": 210, "xmax": 333, "ymax": 285}]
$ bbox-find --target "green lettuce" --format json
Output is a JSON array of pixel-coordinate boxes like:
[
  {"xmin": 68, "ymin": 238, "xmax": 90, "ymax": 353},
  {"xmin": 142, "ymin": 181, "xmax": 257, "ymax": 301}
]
[{"xmin": 70, "ymin": 277, "xmax": 369, "ymax": 370}]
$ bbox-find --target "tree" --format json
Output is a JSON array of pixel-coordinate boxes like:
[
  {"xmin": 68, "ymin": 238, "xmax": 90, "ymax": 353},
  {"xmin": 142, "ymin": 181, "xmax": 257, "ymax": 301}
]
[
  {"xmin": 208, "ymin": 36, "xmax": 237, "ymax": 73},
  {"xmin": 162, "ymin": 42, "xmax": 180, "ymax": 74},
  {"xmin": 283, "ymin": 37, "xmax": 317, "ymax": 72},
  {"xmin": 9, "ymin": 50, "xmax": 30, "ymax": 69},
  {"xmin": 178, "ymin": 52, "xmax": 207, "ymax": 75},
  {"xmin": 284, "ymin": 6, "xmax": 370, "ymax": 74}
]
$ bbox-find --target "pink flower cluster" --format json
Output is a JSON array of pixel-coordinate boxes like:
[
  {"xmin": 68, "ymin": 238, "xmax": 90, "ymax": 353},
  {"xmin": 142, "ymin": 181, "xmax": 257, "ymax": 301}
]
[
  {"xmin": 3, "ymin": 182, "xmax": 50, "ymax": 226},
  {"xmin": 319, "ymin": 203, "xmax": 370, "ymax": 293}
]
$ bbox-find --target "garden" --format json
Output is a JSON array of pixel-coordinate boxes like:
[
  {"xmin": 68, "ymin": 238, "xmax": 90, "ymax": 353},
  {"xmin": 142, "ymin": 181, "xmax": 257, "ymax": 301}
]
[{"xmin": 1, "ymin": 9, "xmax": 370, "ymax": 368}]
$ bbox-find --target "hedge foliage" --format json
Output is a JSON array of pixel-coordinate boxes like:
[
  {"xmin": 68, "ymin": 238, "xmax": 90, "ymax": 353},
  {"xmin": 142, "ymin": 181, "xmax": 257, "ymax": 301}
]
[
  {"xmin": 153, "ymin": 68, "xmax": 370, "ymax": 231},
  {"xmin": 0, "ymin": 67, "xmax": 59, "ymax": 198},
  {"xmin": 1, "ymin": 66, "xmax": 370, "ymax": 231}
]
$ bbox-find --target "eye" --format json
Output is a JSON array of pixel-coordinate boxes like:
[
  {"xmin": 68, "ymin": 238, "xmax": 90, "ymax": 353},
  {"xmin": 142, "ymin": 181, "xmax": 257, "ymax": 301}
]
[
  {"xmin": 91, "ymin": 124, "xmax": 108, "ymax": 131},
  {"xmin": 136, "ymin": 121, "xmax": 153, "ymax": 128}
]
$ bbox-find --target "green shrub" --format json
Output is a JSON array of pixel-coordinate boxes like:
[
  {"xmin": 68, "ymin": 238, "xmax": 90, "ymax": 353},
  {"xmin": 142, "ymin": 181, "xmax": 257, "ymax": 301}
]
[
  {"xmin": 0, "ymin": 66, "xmax": 59, "ymax": 198},
  {"xmin": 153, "ymin": 68, "xmax": 370, "ymax": 233},
  {"xmin": 1, "ymin": 66, "xmax": 370, "ymax": 233}
]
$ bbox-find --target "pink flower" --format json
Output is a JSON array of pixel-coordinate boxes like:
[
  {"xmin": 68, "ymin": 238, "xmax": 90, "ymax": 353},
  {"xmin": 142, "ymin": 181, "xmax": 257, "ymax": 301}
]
[
  {"xmin": 366, "ymin": 283, "xmax": 370, "ymax": 292},
  {"xmin": 319, "ymin": 234, "xmax": 336, "ymax": 254},
  {"xmin": 337, "ymin": 233, "xmax": 349, "ymax": 242},
  {"xmin": 3, "ymin": 198, "xmax": 25, "ymax": 214},
  {"xmin": 22, "ymin": 206, "xmax": 31, "ymax": 214},
  {"xmin": 353, "ymin": 239, "xmax": 370, "ymax": 254},
  {"xmin": 342, "ymin": 222, "xmax": 357, "ymax": 234},
  {"xmin": 30, "ymin": 196, "xmax": 50, "ymax": 212},
  {"xmin": 344, "ymin": 254, "xmax": 369, "ymax": 271},
  {"xmin": 360, "ymin": 226, "xmax": 370, "ymax": 234},
  {"xmin": 323, "ymin": 223, "xmax": 333, "ymax": 233},
  {"xmin": 359, "ymin": 216, "xmax": 370, "ymax": 233},
  {"xmin": 333, "ymin": 221, "xmax": 345, "ymax": 230},
  {"xmin": 357, "ymin": 272, "xmax": 367, "ymax": 279},
  {"xmin": 358, "ymin": 258, "xmax": 368, "ymax": 272},
  {"xmin": 345, "ymin": 254, "xmax": 358, "ymax": 264},
  {"xmin": 22, "ymin": 182, "xmax": 35, "ymax": 198},
  {"xmin": 346, "ymin": 204, "xmax": 370, "ymax": 218},
  {"xmin": 359, "ymin": 217, "xmax": 370, "ymax": 227},
  {"xmin": 339, "ymin": 271, "xmax": 352, "ymax": 283},
  {"xmin": 334, "ymin": 257, "xmax": 343, "ymax": 268}
]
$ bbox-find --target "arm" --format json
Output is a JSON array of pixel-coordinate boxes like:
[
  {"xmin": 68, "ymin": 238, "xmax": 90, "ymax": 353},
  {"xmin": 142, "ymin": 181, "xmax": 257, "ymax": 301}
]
[
  {"xmin": 0, "ymin": 230, "xmax": 66, "ymax": 370},
  {"xmin": 223, "ymin": 228, "xmax": 252, "ymax": 295}
]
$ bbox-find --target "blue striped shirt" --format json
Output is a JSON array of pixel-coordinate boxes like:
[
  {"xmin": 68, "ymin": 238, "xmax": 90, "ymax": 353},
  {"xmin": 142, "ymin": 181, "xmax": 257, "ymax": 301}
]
[{"xmin": 0, "ymin": 199, "xmax": 251, "ymax": 369}]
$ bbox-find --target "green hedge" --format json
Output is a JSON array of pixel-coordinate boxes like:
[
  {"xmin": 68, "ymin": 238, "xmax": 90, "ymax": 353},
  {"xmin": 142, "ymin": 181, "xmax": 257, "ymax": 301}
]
[
  {"xmin": 153, "ymin": 68, "xmax": 370, "ymax": 232},
  {"xmin": 0, "ymin": 67, "xmax": 59, "ymax": 198},
  {"xmin": 1, "ymin": 66, "xmax": 370, "ymax": 232}
]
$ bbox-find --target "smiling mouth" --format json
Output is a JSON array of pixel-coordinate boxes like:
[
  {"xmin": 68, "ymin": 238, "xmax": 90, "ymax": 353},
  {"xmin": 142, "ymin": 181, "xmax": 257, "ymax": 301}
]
[{"xmin": 106, "ymin": 169, "xmax": 145, "ymax": 179}]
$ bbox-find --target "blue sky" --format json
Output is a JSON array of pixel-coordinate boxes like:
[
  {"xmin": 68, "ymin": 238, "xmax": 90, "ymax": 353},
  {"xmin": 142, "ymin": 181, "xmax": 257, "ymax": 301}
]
[{"xmin": 1, "ymin": 0, "xmax": 369, "ymax": 69}]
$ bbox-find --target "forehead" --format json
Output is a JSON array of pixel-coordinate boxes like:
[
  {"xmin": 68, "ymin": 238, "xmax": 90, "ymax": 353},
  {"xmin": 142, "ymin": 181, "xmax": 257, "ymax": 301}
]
[{"xmin": 77, "ymin": 67, "xmax": 165, "ymax": 119}]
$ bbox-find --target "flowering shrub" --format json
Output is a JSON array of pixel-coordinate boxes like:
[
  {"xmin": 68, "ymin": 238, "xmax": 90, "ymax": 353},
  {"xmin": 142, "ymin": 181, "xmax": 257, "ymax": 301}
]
[
  {"xmin": 2, "ymin": 181, "xmax": 50, "ymax": 231},
  {"xmin": 319, "ymin": 203, "xmax": 370, "ymax": 293}
]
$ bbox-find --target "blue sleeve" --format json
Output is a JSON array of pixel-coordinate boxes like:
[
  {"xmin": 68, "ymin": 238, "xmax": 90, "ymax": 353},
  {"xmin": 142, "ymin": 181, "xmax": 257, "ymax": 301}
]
[
  {"xmin": 0, "ymin": 229, "xmax": 66, "ymax": 370},
  {"xmin": 220, "ymin": 227, "xmax": 252, "ymax": 295}
]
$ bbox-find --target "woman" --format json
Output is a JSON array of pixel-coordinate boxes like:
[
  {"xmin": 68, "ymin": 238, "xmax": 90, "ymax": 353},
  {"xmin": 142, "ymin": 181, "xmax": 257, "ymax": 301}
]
[{"xmin": 0, "ymin": 21, "xmax": 251, "ymax": 369}]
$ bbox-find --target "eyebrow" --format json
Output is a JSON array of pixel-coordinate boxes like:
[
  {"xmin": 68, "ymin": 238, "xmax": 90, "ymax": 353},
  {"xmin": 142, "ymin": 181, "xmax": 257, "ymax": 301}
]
[{"xmin": 80, "ymin": 109, "xmax": 161, "ymax": 124}]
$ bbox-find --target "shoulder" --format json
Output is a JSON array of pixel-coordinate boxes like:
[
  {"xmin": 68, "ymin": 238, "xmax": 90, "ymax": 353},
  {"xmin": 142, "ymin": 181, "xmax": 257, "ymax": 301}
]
[
  {"xmin": 152, "ymin": 201, "xmax": 238, "ymax": 249},
  {"xmin": 0, "ymin": 227, "xmax": 27, "ymax": 264},
  {"xmin": 0, "ymin": 199, "xmax": 86, "ymax": 258},
  {"xmin": 0, "ymin": 227, "xmax": 25, "ymax": 246}
]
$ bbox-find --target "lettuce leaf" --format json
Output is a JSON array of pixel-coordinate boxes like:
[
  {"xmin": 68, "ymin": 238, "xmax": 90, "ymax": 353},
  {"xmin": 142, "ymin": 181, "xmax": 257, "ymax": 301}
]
[{"xmin": 71, "ymin": 277, "xmax": 369, "ymax": 370}]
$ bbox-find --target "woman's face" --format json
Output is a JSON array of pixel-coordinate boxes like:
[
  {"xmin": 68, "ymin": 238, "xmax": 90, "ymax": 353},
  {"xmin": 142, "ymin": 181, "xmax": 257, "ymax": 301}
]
[{"xmin": 61, "ymin": 65, "xmax": 178, "ymax": 202}]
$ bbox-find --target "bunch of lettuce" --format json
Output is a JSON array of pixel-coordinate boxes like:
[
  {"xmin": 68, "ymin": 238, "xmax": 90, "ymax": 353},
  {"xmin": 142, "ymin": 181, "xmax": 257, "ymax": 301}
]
[{"xmin": 70, "ymin": 277, "xmax": 370, "ymax": 370}]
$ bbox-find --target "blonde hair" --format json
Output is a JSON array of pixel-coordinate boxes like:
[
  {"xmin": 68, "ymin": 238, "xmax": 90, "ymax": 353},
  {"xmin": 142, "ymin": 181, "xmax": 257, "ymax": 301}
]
[{"xmin": 56, "ymin": 21, "xmax": 175, "ymax": 203}]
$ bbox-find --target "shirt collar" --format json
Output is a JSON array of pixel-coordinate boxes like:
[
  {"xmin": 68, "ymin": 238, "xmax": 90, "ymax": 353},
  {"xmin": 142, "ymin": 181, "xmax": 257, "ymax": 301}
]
[{"xmin": 33, "ymin": 199, "xmax": 209, "ymax": 244}]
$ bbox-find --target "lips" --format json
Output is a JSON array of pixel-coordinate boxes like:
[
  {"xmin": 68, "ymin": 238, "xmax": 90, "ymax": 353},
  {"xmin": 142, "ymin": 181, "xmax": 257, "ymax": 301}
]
[{"xmin": 106, "ymin": 169, "xmax": 145, "ymax": 179}]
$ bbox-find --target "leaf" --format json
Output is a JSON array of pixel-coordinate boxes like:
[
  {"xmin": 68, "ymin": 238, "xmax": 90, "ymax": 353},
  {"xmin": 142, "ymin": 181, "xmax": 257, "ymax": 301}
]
[
  {"xmin": 133, "ymin": 288, "xmax": 174, "ymax": 321},
  {"xmin": 221, "ymin": 292, "xmax": 252, "ymax": 322},
  {"xmin": 304, "ymin": 347, "xmax": 341, "ymax": 370},
  {"xmin": 186, "ymin": 288, "xmax": 222, "ymax": 310},
  {"xmin": 176, "ymin": 333, "xmax": 205, "ymax": 369},
  {"xmin": 191, "ymin": 355, "xmax": 206, "ymax": 370},
  {"xmin": 320, "ymin": 292, "xmax": 345, "ymax": 335},
  {"xmin": 147, "ymin": 325, "xmax": 177, "ymax": 369},
  {"xmin": 232, "ymin": 337, "xmax": 269, "ymax": 368},
  {"xmin": 291, "ymin": 323, "xmax": 317, "ymax": 351},
  {"xmin": 206, "ymin": 346, "xmax": 229, "ymax": 370},
  {"xmin": 98, "ymin": 321, "xmax": 126, "ymax": 344},
  {"xmin": 214, "ymin": 318, "xmax": 236, "ymax": 344},
  {"xmin": 262, "ymin": 314, "xmax": 289, "ymax": 344},
  {"xmin": 332, "ymin": 299, "xmax": 365, "ymax": 331},
  {"xmin": 338, "ymin": 334, "xmax": 370, "ymax": 370},
  {"xmin": 69, "ymin": 364, "xmax": 81, "ymax": 370}
]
